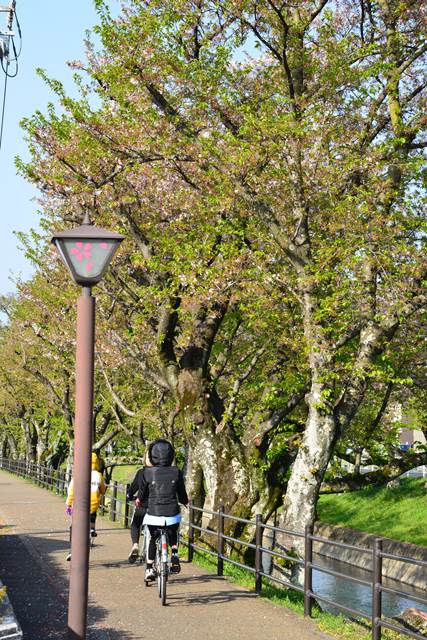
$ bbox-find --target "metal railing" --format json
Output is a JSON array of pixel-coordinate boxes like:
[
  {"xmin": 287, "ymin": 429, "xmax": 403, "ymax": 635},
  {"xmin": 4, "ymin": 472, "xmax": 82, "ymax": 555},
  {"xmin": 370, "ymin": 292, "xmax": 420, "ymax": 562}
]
[
  {"xmin": 1, "ymin": 457, "xmax": 426, "ymax": 640},
  {"xmin": 0, "ymin": 457, "xmax": 137, "ymax": 527},
  {"xmin": 187, "ymin": 503, "xmax": 427, "ymax": 640}
]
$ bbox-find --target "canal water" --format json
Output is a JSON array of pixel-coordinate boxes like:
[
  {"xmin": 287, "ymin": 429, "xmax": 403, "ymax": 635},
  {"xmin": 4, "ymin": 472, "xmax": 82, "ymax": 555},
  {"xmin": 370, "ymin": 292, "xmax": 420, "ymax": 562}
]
[{"xmin": 312, "ymin": 553, "xmax": 427, "ymax": 619}]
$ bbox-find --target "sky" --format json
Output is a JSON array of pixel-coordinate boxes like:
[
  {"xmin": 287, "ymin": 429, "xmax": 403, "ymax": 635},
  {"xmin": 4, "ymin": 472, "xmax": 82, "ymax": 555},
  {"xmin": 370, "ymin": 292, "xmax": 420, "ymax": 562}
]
[{"xmin": 0, "ymin": 1, "xmax": 100, "ymax": 297}]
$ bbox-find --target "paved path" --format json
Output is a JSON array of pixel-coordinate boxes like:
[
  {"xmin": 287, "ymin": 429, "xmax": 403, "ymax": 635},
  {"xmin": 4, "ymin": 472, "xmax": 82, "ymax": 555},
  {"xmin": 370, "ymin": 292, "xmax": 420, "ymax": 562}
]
[{"xmin": 0, "ymin": 469, "xmax": 332, "ymax": 640}]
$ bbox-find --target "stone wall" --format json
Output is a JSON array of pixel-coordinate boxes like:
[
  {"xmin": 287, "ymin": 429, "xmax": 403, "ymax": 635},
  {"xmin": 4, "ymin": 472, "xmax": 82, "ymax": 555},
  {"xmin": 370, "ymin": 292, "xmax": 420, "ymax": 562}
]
[{"xmin": 313, "ymin": 523, "xmax": 427, "ymax": 591}]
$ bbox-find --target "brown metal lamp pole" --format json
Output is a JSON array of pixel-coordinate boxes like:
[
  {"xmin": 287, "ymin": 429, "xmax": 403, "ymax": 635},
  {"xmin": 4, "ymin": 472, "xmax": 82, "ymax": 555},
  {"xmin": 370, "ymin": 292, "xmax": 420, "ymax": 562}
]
[
  {"xmin": 68, "ymin": 286, "xmax": 95, "ymax": 639},
  {"xmin": 51, "ymin": 211, "xmax": 123, "ymax": 640}
]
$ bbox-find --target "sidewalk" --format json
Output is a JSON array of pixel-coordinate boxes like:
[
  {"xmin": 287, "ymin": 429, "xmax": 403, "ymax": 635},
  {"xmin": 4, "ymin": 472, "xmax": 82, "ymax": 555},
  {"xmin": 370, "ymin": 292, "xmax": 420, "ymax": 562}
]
[{"xmin": 0, "ymin": 469, "xmax": 333, "ymax": 640}]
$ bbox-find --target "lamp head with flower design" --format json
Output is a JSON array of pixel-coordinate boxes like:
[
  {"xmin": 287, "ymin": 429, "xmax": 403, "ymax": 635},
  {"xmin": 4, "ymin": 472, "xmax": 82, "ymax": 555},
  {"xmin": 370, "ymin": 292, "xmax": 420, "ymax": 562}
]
[{"xmin": 51, "ymin": 210, "xmax": 124, "ymax": 287}]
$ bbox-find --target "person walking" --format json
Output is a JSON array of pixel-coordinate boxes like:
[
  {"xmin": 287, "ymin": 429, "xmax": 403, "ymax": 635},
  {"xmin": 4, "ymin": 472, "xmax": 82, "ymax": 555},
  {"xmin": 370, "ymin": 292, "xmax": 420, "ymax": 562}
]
[
  {"xmin": 65, "ymin": 452, "xmax": 106, "ymax": 561},
  {"xmin": 136, "ymin": 439, "xmax": 188, "ymax": 581}
]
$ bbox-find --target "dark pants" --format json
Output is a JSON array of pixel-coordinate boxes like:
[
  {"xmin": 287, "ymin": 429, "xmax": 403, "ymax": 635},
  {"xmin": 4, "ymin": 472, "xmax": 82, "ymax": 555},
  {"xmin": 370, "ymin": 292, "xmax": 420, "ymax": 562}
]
[
  {"xmin": 130, "ymin": 507, "xmax": 147, "ymax": 544},
  {"xmin": 147, "ymin": 523, "xmax": 179, "ymax": 563},
  {"xmin": 69, "ymin": 512, "xmax": 97, "ymax": 545}
]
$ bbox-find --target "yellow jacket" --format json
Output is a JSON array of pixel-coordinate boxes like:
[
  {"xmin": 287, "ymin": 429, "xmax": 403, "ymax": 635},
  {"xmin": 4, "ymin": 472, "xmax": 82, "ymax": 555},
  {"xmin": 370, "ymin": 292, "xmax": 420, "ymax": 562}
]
[{"xmin": 66, "ymin": 469, "xmax": 106, "ymax": 513}]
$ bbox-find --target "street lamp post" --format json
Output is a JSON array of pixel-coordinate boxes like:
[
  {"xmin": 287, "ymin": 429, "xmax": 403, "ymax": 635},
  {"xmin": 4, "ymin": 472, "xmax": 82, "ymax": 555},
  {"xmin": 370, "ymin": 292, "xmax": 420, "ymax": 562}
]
[{"xmin": 52, "ymin": 211, "xmax": 123, "ymax": 640}]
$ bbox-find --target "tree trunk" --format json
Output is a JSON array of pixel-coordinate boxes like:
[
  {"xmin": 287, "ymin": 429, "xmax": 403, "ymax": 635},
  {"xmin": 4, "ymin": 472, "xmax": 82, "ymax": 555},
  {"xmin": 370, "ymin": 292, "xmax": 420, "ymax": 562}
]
[
  {"xmin": 279, "ymin": 395, "xmax": 337, "ymax": 548},
  {"xmin": 21, "ymin": 418, "xmax": 37, "ymax": 464},
  {"xmin": 34, "ymin": 419, "xmax": 49, "ymax": 464},
  {"xmin": 354, "ymin": 449, "xmax": 363, "ymax": 475}
]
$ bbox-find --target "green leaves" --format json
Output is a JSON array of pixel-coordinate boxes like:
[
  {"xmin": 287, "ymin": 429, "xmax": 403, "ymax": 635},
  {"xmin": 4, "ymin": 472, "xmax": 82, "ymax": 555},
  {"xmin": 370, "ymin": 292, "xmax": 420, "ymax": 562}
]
[{"xmin": 2, "ymin": 0, "xmax": 425, "ymax": 510}]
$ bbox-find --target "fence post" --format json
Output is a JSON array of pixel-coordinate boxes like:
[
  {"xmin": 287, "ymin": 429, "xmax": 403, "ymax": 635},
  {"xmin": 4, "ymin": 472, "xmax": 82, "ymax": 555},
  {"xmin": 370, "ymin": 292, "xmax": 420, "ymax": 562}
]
[
  {"xmin": 304, "ymin": 524, "xmax": 314, "ymax": 617},
  {"xmin": 217, "ymin": 504, "xmax": 224, "ymax": 577},
  {"xmin": 100, "ymin": 490, "xmax": 106, "ymax": 516},
  {"xmin": 187, "ymin": 502, "xmax": 194, "ymax": 563},
  {"xmin": 124, "ymin": 484, "xmax": 130, "ymax": 528},
  {"xmin": 372, "ymin": 538, "xmax": 383, "ymax": 640},
  {"xmin": 111, "ymin": 481, "xmax": 118, "ymax": 521},
  {"xmin": 255, "ymin": 513, "xmax": 263, "ymax": 594}
]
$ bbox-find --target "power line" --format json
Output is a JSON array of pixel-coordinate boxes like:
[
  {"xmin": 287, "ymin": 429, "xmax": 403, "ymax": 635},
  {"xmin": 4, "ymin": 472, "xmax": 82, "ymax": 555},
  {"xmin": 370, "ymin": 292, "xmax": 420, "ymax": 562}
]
[
  {"xmin": 0, "ymin": 58, "xmax": 9, "ymax": 151},
  {"xmin": 0, "ymin": 1, "xmax": 22, "ymax": 152}
]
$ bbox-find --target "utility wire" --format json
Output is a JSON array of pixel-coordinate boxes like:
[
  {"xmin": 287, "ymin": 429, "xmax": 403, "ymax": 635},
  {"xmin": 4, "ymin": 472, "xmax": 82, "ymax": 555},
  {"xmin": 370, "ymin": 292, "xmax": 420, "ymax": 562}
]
[
  {"xmin": 0, "ymin": 2, "xmax": 21, "ymax": 152},
  {"xmin": 0, "ymin": 46, "xmax": 9, "ymax": 152}
]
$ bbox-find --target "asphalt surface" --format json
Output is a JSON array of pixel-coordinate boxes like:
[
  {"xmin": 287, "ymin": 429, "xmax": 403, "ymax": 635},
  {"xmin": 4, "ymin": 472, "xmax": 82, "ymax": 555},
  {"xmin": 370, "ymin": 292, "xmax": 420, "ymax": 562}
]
[{"xmin": 0, "ymin": 469, "xmax": 333, "ymax": 640}]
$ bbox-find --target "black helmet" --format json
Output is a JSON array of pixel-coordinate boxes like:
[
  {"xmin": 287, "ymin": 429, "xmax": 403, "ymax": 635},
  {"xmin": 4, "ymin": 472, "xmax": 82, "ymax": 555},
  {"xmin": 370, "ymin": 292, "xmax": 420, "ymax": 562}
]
[{"xmin": 148, "ymin": 439, "xmax": 175, "ymax": 467}]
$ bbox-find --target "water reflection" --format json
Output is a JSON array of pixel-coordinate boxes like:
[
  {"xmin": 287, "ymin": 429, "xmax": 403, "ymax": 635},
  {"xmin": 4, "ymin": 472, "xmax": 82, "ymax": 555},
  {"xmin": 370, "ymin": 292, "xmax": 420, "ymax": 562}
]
[{"xmin": 312, "ymin": 554, "xmax": 427, "ymax": 619}]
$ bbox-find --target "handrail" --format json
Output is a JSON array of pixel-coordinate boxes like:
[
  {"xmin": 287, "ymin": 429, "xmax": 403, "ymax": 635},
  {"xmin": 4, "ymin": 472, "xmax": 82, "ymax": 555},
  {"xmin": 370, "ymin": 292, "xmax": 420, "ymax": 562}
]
[
  {"xmin": 380, "ymin": 619, "xmax": 426, "ymax": 640},
  {"xmin": 222, "ymin": 512, "xmax": 253, "ymax": 525},
  {"xmin": 190, "ymin": 523, "xmax": 216, "ymax": 536},
  {"xmin": 259, "ymin": 545, "xmax": 305, "ymax": 565},
  {"xmin": 380, "ymin": 551, "xmax": 427, "ymax": 568},
  {"xmin": 221, "ymin": 533, "xmax": 257, "ymax": 550},
  {"xmin": 190, "ymin": 504, "xmax": 217, "ymax": 516},
  {"xmin": 379, "ymin": 585, "xmax": 427, "ymax": 607},
  {"xmin": 261, "ymin": 522, "xmax": 305, "ymax": 538},
  {"xmin": 1, "ymin": 456, "xmax": 426, "ymax": 640},
  {"xmin": 310, "ymin": 534, "xmax": 371, "ymax": 554},
  {"xmin": 311, "ymin": 592, "xmax": 371, "ymax": 621},
  {"xmin": 308, "ymin": 562, "xmax": 371, "ymax": 587}
]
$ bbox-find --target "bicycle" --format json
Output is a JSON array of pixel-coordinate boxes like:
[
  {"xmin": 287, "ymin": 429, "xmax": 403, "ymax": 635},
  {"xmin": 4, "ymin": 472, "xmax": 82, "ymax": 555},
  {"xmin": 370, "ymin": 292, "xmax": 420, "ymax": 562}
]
[
  {"xmin": 145, "ymin": 526, "xmax": 170, "ymax": 605},
  {"xmin": 128, "ymin": 508, "xmax": 148, "ymax": 564},
  {"xmin": 129, "ymin": 525, "xmax": 147, "ymax": 564}
]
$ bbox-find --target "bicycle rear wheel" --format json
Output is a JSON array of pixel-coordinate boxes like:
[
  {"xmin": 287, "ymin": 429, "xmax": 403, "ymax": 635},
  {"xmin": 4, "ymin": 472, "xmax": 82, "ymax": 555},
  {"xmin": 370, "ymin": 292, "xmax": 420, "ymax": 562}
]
[
  {"xmin": 159, "ymin": 566, "xmax": 167, "ymax": 605},
  {"xmin": 155, "ymin": 549, "xmax": 162, "ymax": 597},
  {"xmin": 155, "ymin": 552, "xmax": 167, "ymax": 604},
  {"xmin": 139, "ymin": 528, "xmax": 146, "ymax": 564}
]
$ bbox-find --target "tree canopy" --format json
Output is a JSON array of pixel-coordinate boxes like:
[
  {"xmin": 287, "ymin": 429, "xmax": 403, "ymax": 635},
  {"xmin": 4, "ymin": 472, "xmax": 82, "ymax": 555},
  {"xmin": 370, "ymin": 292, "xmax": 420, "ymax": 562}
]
[{"xmin": 1, "ymin": 0, "xmax": 426, "ymax": 539}]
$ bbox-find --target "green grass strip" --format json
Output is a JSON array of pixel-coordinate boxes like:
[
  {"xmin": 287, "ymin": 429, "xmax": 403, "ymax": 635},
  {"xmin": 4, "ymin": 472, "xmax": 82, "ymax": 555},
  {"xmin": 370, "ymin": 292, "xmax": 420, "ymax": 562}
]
[{"xmin": 317, "ymin": 478, "xmax": 427, "ymax": 546}]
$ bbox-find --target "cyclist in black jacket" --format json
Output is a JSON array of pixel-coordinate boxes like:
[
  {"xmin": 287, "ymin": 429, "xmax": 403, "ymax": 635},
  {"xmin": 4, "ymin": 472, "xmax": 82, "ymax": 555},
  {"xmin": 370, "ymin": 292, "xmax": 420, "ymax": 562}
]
[
  {"xmin": 136, "ymin": 439, "xmax": 188, "ymax": 581},
  {"xmin": 126, "ymin": 452, "xmax": 150, "ymax": 563}
]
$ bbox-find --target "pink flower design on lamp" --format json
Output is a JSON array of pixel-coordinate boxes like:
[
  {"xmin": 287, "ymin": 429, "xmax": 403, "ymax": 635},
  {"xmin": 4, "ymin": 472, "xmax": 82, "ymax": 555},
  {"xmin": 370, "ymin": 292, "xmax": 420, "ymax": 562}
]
[{"xmin": 70, "ymin": 242, "xmax": 92, "ymax": 262}]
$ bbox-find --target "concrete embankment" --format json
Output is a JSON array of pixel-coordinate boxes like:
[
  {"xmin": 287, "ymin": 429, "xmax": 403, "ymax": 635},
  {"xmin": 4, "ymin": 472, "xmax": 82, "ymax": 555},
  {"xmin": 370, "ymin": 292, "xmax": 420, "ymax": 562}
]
[
  {"xmin": 0, "ymin": 580, "xmax": 23, "ymax": 640},
  {"xmin": 314, "ymin": 523, "xmax": 427, "ymax": 591}
]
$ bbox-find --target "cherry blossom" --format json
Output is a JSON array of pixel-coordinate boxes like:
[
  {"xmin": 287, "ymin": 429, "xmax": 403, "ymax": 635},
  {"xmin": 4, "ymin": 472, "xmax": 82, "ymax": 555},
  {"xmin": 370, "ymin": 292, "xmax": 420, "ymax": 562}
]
[{"xmin": 70, "ymin": 242, "xmax": 92, "ymax": 262}]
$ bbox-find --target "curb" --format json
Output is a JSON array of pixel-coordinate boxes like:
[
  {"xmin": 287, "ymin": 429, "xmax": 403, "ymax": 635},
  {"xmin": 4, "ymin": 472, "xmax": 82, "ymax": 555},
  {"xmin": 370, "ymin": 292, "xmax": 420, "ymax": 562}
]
[{"xmin": 0, "ymin": 581, "xmax": 23, "ymax": 640}]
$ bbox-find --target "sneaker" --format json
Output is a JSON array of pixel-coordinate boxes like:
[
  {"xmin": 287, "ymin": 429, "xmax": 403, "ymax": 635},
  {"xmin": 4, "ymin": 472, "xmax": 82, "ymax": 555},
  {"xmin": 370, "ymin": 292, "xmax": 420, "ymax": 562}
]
[
  {"xmin": 66, "ymin": 553, "xmax": 72, "ymax": 562},
  {"xmin": 145, "ymin": 566, "xmax": 156, "ymax": 582},
  {"xmin": 128, "ymin": 543, "xmax": 139, "ymax": 564},
  {"xmin": 170, "ymin": 553, "xmax": 181, "ymax": 573},
  {"xmin": 90, "ymin": 529, "xmax": 97, "ymax": 538}
]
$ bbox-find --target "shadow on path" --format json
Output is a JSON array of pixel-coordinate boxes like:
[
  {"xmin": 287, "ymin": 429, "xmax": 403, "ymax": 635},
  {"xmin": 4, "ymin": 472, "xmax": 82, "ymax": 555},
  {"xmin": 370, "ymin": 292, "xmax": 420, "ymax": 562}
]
[{"xmin": 0, "ymin": 528, "xmax": 135, "ymax": 640}]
